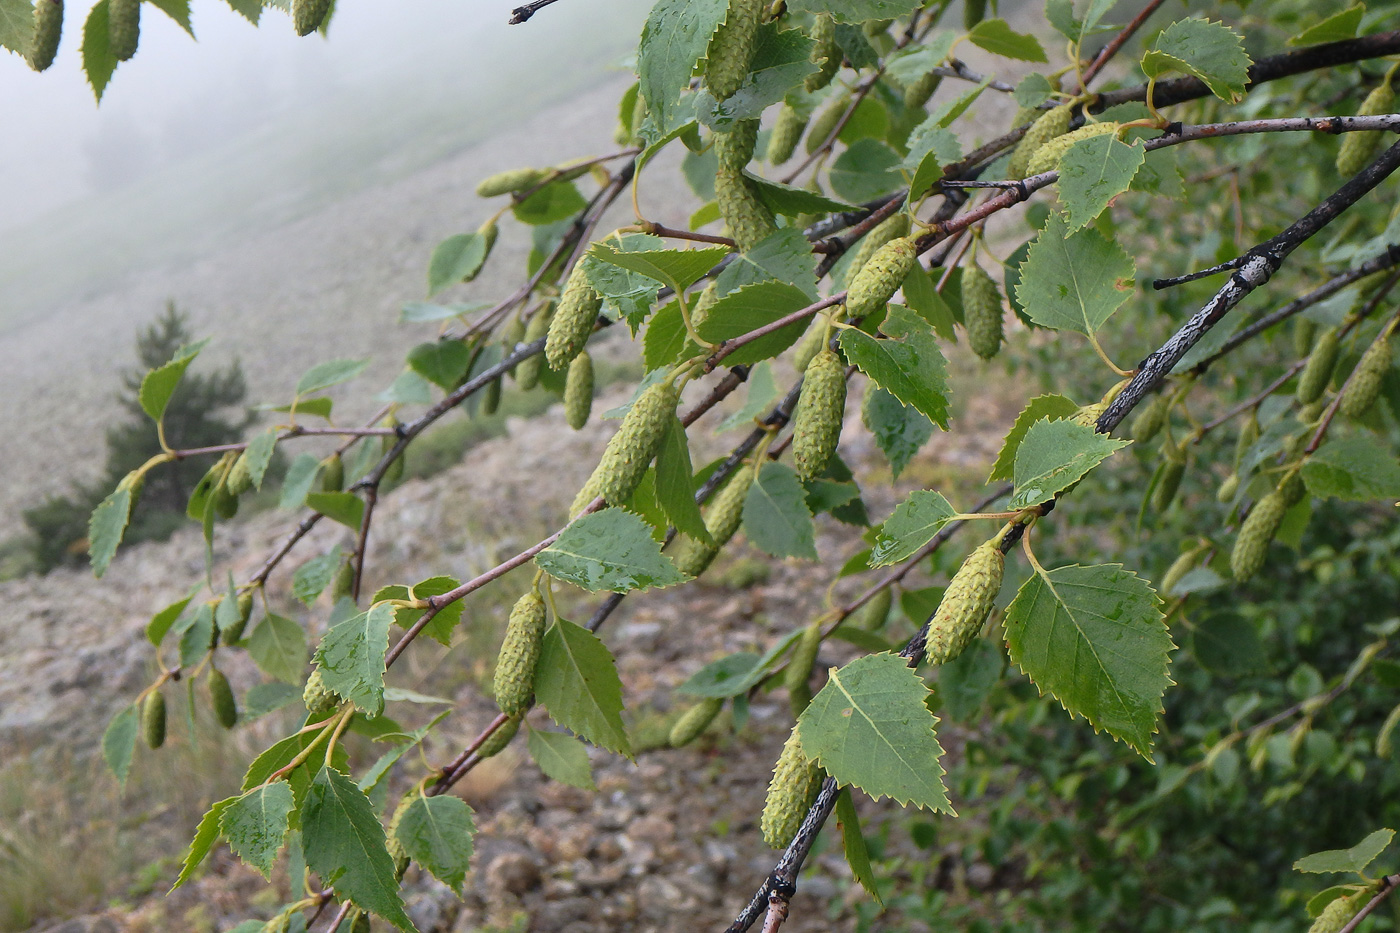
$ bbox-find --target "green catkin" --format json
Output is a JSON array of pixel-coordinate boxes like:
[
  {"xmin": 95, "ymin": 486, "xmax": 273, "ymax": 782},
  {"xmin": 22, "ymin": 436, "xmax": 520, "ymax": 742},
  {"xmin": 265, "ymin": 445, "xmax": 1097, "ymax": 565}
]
[
  {"xmin": 320, "ymin": 453, "xmax": 344, "ymax": 493},
  {"xmin": 1153, "ymin": 448, "xmax": 1187, "ymax": 513},
  {"xmin": 785, "ymin": 622, "xmax": 823, "ymax": 715},
  {"xmin": 546, "ymin": 264, "xmax": 603, "ymax": 370},
  {"xmin": 845, "ymin": 236, "xmax": 918, "ymax": 319},
  {"xmin": 1217, "ymin": 472, "xmax": 1240, "ymax": 504},
  {"xmin": 469, "ymin": 218, "xmax": 498, "ymax": 282},
  {"xmin": 843, "ymin": 212, "xmax": 912, "ymax": 288},
  {"xmin": 291, "ymin": 0, "xmax": 331, "ymax": 37},
  {"xmin": 1293, "ymin": 316, "xmax": 1317, "ymax": 357},
  {"xmin": 351, "ymin": 911, "xmax": 371, "ymax": 933},
  {"xmin": 1007, "ymin": 104, "xmax": 1072, "ymax": 180},
  {"xmin": 669, "ymin": 698, "xmax": 724, "ymax": 747},
  {"xmin": 564, "ymin": 352, "xmax": 594, "ymax": 430},
  {"xmin": 330, "ymin": 558, "xmax": 354, "ymax": 603},
  {"xmin": 850, "ymin": 587, "xmax": 893, "ymax": 631},
  {"xmin": 791, "ymin": 317, "xmax": 829, "ymax": 372},
  {"xmin": 1308, "ymin": 890, "xmax": 1368, "ymax": 933},
  {"xmin": 494, "ymin": 591, "xmax": 547, "ymax": 717},
  {"xmin": 924, "ymin": 540, "xmax": 1004, "ymax": 666},
  {"xmin": 1299, "ymin": 398, "xmax": 1326, "ymax": 424},
  {"xmin": 208, "ymin": 669, "xmax": 237, "ymax": 729},
  {"xmin": 1073, "ymin": 402, "xmax": 1107, "ymax": 427},
  {"xmin": 691, "ymin": 283, "xmax": 719, "ymax": 332},
  {"xmin": 962, "ymin": 263, "xmax": 1005, "ymax": 360},
  {"xmin": 792, "ymin": 347, "xmax": 847, "ymax": 481},
  {"xmin": 214, "ymin": 483, "xmax": 239, "ymax": 520},
  {"xmin": 385, "ymin": 794, "xmax": 415, "ymax": 862},
  {"xmin": 1234, "ymin": 412, "xmax": 1259, "ymax": 468},
  {"xmin": 1297, "ymin": 327, "xmax": 1340, "ymax": 404},
  {"xmin": 673, "ymin": 465, "xmax": 756, "ymax": 577},
  {"xmin": 1160, "ymin": 549, "xmax": 1197, "ymax": 596},
  {"xmin": 27, "ymin": 0, "xmax": 62, "ymax": 72},
  {"xmin": 476, "ymin": 167, "xmax": 548, "ymax": 198},
  {"xmin": 502, "ymin": 315, "xmax": 526, "ymax": 378},
  {"xmin": 142, "ymin": 690, "xmax": 166, "ymax": 749},
  {"xmin": 1025, "ymin": 121, "xmax": 1122, "ymax": 176},
  {"xmin": 224, "ymin": 591, "xmax": 253, "ymax": 644},
  {"xmin": 761, "ymin": 728, "xmax": 824, "ymax": 849},
  {"xmin": 805, "ymin": 92, "xmax": 850, "ymax": 154},
  {"xmin": 477, "ymin": 714, "xmax": 522, "ymax": 759},
  {"xmin": 766, "ymin": 104, "xmax": 806, "ymax": 165},
  {"xmin": 1130, "ymin": 393, "xmax": 1171, "ymax": 443},
  {"xmin": 716, "ymin": 119, "xmax": 759, "ymax": 174},
  {"xmin": 481, "ymin": 375, "xmax": 502, "ymax": 416},
  {"xmin": 515, "ymin": 305, "xmax": 552, "ymax": 390},
  {"xmin": 108, "ymin": 0, "xmax": 139, "ymax": 60},
  {"xmin": 1231, "ymin": 490, "xmax": 1287, "ymax": 582},
  {"xmin": 572, "ymin": 380, "xmax": 680, "ymax": 513},
  {"xmin": 1278, "ymin": 471, "xmax": 1306, "ymax": 508},
  {"xmin": 705, "ymin": 0, "xmax": 762, "ymax": 102},
  {"xmin": 1339, "ymin": 332, "xmax": 1392, "ymax": 418},
  {"xmin": 903, "ymin": 70, "xmax": 943, "ymax": 111},
  {"xmin": 805, "ymin": 14, "xmax": 840, "ymax": 92},
  {"xmin": 1337, "ymin": 81, "xmax": 1397, "ymax": 176},
  {"xmin": 963, "ymin": 0, "xmax": 987, "ymax": 28},
  {"xmin": 225, "ymin": 452, "xmax": 254, "ymax": 496},
  {"xmin": 1010, "ymin": 105, "xmax": 1039, "ymax": 129},
  {"xmin": 714, "ymin": 168, "xmax": 778, "ymax": 252},
  {"xmin": 303, "ymin": 669, "xmax": 342, "ymax": 717}
]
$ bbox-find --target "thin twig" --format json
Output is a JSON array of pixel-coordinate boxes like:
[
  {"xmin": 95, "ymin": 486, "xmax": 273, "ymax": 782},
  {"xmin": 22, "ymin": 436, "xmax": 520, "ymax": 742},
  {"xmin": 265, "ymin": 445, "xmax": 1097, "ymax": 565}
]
[
  {"xmin": 1337, "ymin": 874, "xmax": 1400, "ymax": 933},
  {"xmin": 1080, "ymin": 0, "xmax": 1168, "ymax": 89},
  {"xmin": 508, "ymin": 0, "xmax": 562, "ymax": 25}
]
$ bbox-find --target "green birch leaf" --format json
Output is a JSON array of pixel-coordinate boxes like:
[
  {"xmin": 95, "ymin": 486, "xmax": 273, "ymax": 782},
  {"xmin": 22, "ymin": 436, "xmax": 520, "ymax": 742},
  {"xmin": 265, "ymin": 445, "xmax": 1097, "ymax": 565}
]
[
  {"xmin": 242, "ymin": 683, "xmax": 301, "ymax": 721},
  {"xmin": 905, "ymin": 122, "xmax": 964, "ymax": 199},
  {"xmin": 870, "ymin": 491, "xmax": 957, "ymax": 566},
  {"xmin": 1003, "ymin": 563, "xmax": 1173, "ymax": 759},
  {"xmin": 383, "ymin": 576, "xmax": 465, "ymax": 647},
  {"xmin": 179, "ymin": 603, "xmax": 216, "ymax": 668},
  {"xmin": 836, "ymin": 788, "xmax": 883, "ymax": 905},
  {"xmin": 1302, "ymin": 437, "xmax": 1400, "ymax": 500},
  {"xmin": 829, "ymin": 138, "xmax": 903, "ymax": 203},
  {"xmin": 280, "ymin": 453, "xmax": 322, "ymax": 510},
  {"xmin": 1294, "ymin": 829, "xmax": 1396, "ymax": 874},
  {"xmin": 678, "ymin": 630, "xmax": 805, "ymax": 698},
  {"xmin": 938, "ymin": 639, "xmax": 1004, "ymax": 720},
  {"xmin": 89, "ymin": 486, "xmax": 133, "ymax": 578},
  {"xmin": 241, "ymin": 429, "xmax": 279, "ymax": 491},
  {"xmin": 655, "ymin": 417, "xmax": 711, "ymax": 543},
  {"xmin": 301, "ymin": 768, "xmax": 414, "ymax": 931},
  {"xmin": 967, "ymin": 18, "xmax": 1048, "ymax": 62},
  {"xmin": 378, "ymin": 370, "xmax": 436, "ymax": 406},
  {"xmin": 695, "ymin": 23, "xmax": 817, "ymax": 129},
  {"xmin": 247, "ymin": 613, "xmax": 309, "ymax": 684},
  {"xmin": 591, "ymin": 242, "xmax": 730, "ymax": 293},
  {"xmin": 1289, "ymin": 5, "xmax": 1365, "ymax": 45},
  {"xmin": 717, "ymin": 361, "xmax": 780, "ymax": 432},
  {"xmin": 786, "ymin": 0, "xmax": 921, "ymax": 24},
  {"xmin": 1013, "ymin": 72, "xmax": 1055, "ymax": 107},
  {"xmin": 173, "ymin": 797, "xmax": 235, "ymax": 890},
  {"xmin": 886, "ymin": 32, "xmax": 958, "ymax": 85},
  {"xmin": 221, "ymin": 783, "xmax": 295, "ymax": 879},
  {"xmin": 1141, "ymin": 18, "xmax": 1252, "ymax": 103},
  {"xmin": 139, "ymin": 339, "xmax": 207, "ymax": 422},
  {"xmin": 399, "ymin": 300, "xmax": 492, "ymax": 324},
  {"xmin": 1057, "ymin": 135, "xmax": 1145, "ymax": 232},
  {"xmin": 512, "ymin": 181, "xmax": 587, "ymax": 226},
  {"xmin": 839, "ymin": 306, "xmax": 951, "ymax": 429},
  {"xmin": 296, "ymin": 358, "xmax": 370, "ymax": 396},
  {"xmin": 305, "ymin": 492, "xmax": 365, "ymax": 531},
  {"xmin": 643, "ymin": 301, "xmax": 696, "ymax": 370},
  {"xmin": 102, "ymin": 703, "xmax": 140, "ymax": 787},
  {"xmin": 81, "ymin": 0, "xmax": 118, "ymax": 102},
  {"xmin": 694, "ymin": 281, "xmax": 813, "ymax": 365},
  {"xmin": 147, "ymin": 0, "xmax": 193, "ymax": 35},
  {"xmin": 637, "ymin": 0, "xmax": 728, "ymax": 133},
  {"xmin": 862, "ymin": 387, "xmax": 933, "ymax": 479},
  {"xmin": 582, "ymin": 234, "xmax": 666, "ymax": 330},
  {"xmin": 715, "ymin": 228, "xmax": 819, "ymax": 300},
  {"xmin": 314, "ymin": 604, "xmax": 396, "ymax": 718},
  {"xmin": 406, "ymin": 340, "xmax": 473, "ymax": 390},
  {"xmin": 0, "ymin": 0, "xmax": 33, "ymax": 55},
  {"xmin": 743, "ymin": 461, "xmax": 818, "ymax": 560},
  {"xmin": 900, "ymin": 267, "xmax": 958, "ymax": 341},
  {"xmin": 744, "ymin": 172, "xmax": 853, "ymax": 216},
  {"xmin": 426, "ymin": 233, "xmax": 490, "ymax": 296},
  {"xmin": 536, "ymin": 508, "xmax": 687, "ymax": 592},
  {"xmin": 535, "ymin": 619, "xmax": 633, "ymax": 757},
  {"xmin": 292, "ymin": 548, "xmax": 342, "ymax": 605},
  {"xmin": 988, "ymin": 395, "xmax": 1079, "ymax": 482},
  {"xmin": 1014, "ymin": 215, "xmax": 1135, "ymax": 336},
  {"xmin": 394, "ymin": 795, "xmax": 476, "ymax": 894},
  {"xmin": 147, "ymin": 595, "xmax": 194, "ymax": 647},
  {"xmin": 1010, "ymin": 418, "xmax": 1130, "ymax": 509},
  {"xmin": 527, "ymin": 728, "xmax": 597, "ymax": 790},
  {"xmin": 798, "ymin": 653, "xmax": 952, "ymax": 811}
]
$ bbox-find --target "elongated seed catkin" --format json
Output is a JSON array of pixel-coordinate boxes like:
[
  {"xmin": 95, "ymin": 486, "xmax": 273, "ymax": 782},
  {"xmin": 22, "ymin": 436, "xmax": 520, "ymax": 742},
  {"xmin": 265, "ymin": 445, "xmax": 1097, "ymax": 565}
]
[
  {"xmin": 1160, "ymin": 549, "xmax": 1197, "ymax": 596},
  {"xmin": 1007, "ymin": 104, "xmax": 1072, "ymax": 180},
  {"xmin": 208, "ymin": 669, "xmax": 238, "ymax": 729},
  {"xmin": 850, "ymin": 587, "xmax": 893, "ymax": 630},
  {"xmin": 673, "ymin": 465, "xmax": 756, "ymax": 577},
  {"xmin": 784, "ymin": 623, "xmax": 823, "ymax": 715},
  {"xmin": 715, "ymin": 169, "xmax": 777, "ymax": 251},
  {"xmin": 303, "ymin": 669, "xmax": 342, "ymax": 717},
  {"xmin": 1339, "ymin": 332, "xmax": 1392, "ymax": 418},
  {"xmin": 805, "ymin": 14, "xmax": 839, "ymax": 92},
  {"xmin": 1130, "ymin": 393, "xmax": 1170, "ymax": 443},
  {"xmin": 843, "ymin": 213, "xmax": 912, "ymax": 288},
  {"xmin": 27, "ymin": 0, "xmax": 62, "ymax": 72},
  {"xmin": 1337, "ymin": 82, "xmax": 1396, "ymax": 176},
  {"xmin": 292, "ymin": 0, "xmax": 331, "ymax": 36},
  {"xmin": 320, "ymin": 453, "xmax": 344, "ymax": 493},
  {"xmin": 805, "ymin": 92, "xmax": 850, "ymax": 154},
  {"xmin": 1234, "ymin": 413, "xmax": 1259, "ymax": 467},
  {"xmin": 792, "ymin": 348, "xmax": 846, "ymax": 481},
  {"xmin": 925, "ymin": 541, "xmax": 1004, "ymax": 666},
  {"xmin": 224, "ymin": 591, "xmax": 253, "ymax": 644},
  {"xmin": 516, "ymin": 305, "xmax": 552, "ymax": 390},
  {"xmin": 502, "ymin": 315, "xmax": 526, "ymax": 378},
  {"xmin": 791, "ymin": 318, "xmax": 829, "ymax": 372},
  {"xmin": 1278, "ymin": 471, "xmax": 1306, "ymax": 507},
  {"xmin": 705, "ymin": 0, "xmax": 762, "ymax": 101},
  {"xmin": 716, "ymin": 119, "xmax": 759, "ymax": 174},
  {"xmin": 1217, "ymin": 472, "xmax": 1240, "ymax": 504},
  {"xmin": 845, "ymin": 236, "xmax": 918, "ymax": 319},
  {"xmin": 1293, "ymin": 316, "xmax": 1317, "ymax": 357},
  {"xmin": 766, "ymin": 104, "xmax": 805, "ymax": 165},
  {"xmin": 481, "ymin": 375, "xmax": 502, "ymax": 416},
  {"xmin": 962, "ymin": 263, "xmax": 1005, "ymax": 360},
  {"xmin": 564, "ymin": 352, "xmax": 594, "ymax": 430},
  {"xmin": 1297, "ymin": 327, "xmax": 1339, "ymax": 404},
  {"xmin": 494, "ymin": 591, "xmax": 547, "ymax": 717},
  {"xmin": 477, "ymin": 714, "xmax": 522, "ymax": 759},
  {"xmin": 108, "ymin": 0, "xmax": 139, "ymax": 60},
  {"xmin": 573, "ymin": 381, "xmax": 680, "ymax": 513},
  {"xmin": 1231, "ymin": 490, "xmax": 1287, "ymax": 582},
  {"xmin": 669, "ymin": 698, "xmax": 724, "ymax": 747},
  {"xmin": 1153, "ymin": 450, "xmax": 1186, "ymax": 513},
  {"xmin": 903, "ymin": 71, "xmax": 942, "ymax": 111},
  {"xmin": 142, "ymin": 690, "xmax": 166, "ymax": 749},
  {"xmin": 1308, "ymin": 890, "xmax": 1367, "ymax": 933},
  {"xmin": 546, "ymin": 264, "xmax": 602, "ymax": 370},
  {"xmin": 761, "ymin": 729, "xmax": 823, "ymax": 849},
  {"xmin": 1025, "ymin": 121, "xmax": 1122, "ymax": 176}
]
